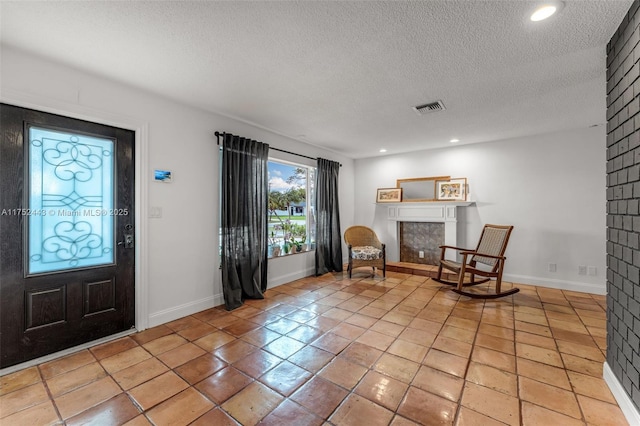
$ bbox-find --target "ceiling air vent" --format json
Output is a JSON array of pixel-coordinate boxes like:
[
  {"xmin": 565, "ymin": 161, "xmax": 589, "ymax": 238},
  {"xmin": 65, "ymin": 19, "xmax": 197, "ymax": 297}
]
[{"xmin": 413, "ymin": 100, "xmax": 446, "ymax": 115}]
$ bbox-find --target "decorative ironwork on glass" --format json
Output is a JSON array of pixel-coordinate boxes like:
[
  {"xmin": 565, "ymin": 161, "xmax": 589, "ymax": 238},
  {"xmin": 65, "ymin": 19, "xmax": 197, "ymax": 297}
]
[{"xmin": 28, "ymin": 126, "xmax": 115, "ymax": 274}]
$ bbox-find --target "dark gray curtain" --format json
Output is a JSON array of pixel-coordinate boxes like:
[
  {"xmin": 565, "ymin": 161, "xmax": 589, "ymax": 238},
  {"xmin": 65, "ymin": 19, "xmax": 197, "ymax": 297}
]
[
  {"xmin": 315, "ymin": 158, "xmax": 343, "ymax": 275},
  {"xmin": 221, "ymin": 133, "xmax": 269, "ymax": 310}
]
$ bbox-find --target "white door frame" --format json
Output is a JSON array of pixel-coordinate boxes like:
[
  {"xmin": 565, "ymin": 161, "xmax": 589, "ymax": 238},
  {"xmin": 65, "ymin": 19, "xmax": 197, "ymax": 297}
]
[{"xmin": 1, "ymin": 89, "xmax": 150, "ymax": 342}]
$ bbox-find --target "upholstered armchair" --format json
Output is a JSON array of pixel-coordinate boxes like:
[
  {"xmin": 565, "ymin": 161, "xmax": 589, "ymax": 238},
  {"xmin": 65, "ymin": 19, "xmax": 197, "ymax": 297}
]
[{"xmin": 344, "ymin": 226, "xmax": 386, "ymax": 278}]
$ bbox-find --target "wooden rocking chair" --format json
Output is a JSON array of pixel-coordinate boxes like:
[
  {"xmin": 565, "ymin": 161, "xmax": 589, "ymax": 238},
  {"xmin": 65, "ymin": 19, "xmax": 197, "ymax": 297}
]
[{"xmin": 433, "ymin": 224, "xmax": 518, "ymax": 298}]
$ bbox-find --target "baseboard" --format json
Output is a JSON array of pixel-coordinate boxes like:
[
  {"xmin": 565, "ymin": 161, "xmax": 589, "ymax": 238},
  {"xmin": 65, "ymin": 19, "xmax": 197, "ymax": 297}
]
[
  {"xmin": 148, "ymin": 295, "xmax": 221, "ymax": 328},
  {"xmin": 4, "ymin": 294, "xmax": 223, "ymax": 375},
  {"xmin": 268, "ymin": 266, "xmax": 316, "ymax": 289},
  {"xmin": 146, "ymin": 266, "xmax": 315, "ymax": 326},
  {"xmin": 151, "ymin": 269, "xmax": 594, "ymax": 328},
  {"xmin": 0, "ymin": 329, "xmax": 136, "ymax": 377},
  {"xmin": 504, "ymin": 273, "xmax": 606, "ymax": 295},
  {"xmin": 604, "ymin": 362, "xmax": 640, "ymax": 426}
]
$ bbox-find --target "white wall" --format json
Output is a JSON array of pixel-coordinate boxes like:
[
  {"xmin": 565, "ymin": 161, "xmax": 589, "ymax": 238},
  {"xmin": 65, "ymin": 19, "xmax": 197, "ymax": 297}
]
[
  {"xmin": 1, "ymin": 46, "xmax": 354, "ymax": 329},
  {"xmin": 354, "ymin": 127, "xmax": 607, "ymax": 294},
  {"xmin": 2, "ymin": 43, "xmax": 605, "ymax": 338}
]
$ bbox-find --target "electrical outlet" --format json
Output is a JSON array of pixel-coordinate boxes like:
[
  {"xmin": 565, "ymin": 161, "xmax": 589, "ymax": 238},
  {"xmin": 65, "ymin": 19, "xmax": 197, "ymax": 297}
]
[
  {"xmin": 588, "ymin": 266, "xmax": 597, "ymax": 276},
  {"xmin": 548, "ymin": 263, "xmax": 557, "ymax": 272},
  {"xmin": 418, "ymin": 250, "xmax": 425, "ymax": 258},
  {"xmin": 149, "ymin": 206, "xmax": 163, "ymax": 218},
  {"xmin": 578, "ymin": 265, "xmax": 587, "ymax": 275}
]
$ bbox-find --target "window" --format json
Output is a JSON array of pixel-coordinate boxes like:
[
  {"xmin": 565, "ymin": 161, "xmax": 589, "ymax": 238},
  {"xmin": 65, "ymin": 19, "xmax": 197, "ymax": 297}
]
[
  {"xmin": 268, "ymin": 159, "xmax": 315, "ymax": 257},
  {"xmin": 27, "ymin": 126, "xmax": 115, "ymax": 274}
]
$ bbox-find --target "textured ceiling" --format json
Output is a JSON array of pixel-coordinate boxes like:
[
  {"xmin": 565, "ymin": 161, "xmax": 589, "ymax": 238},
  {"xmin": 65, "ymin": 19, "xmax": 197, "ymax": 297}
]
[{"xmin": 0, "ymin": 1, "xmax": 633, "ymax": 158}]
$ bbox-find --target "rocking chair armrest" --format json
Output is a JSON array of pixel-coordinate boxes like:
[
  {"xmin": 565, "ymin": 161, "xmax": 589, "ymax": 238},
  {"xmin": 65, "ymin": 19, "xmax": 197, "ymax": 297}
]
[
  {"xmin": 439, "ymin": 245, "xmax": 470, "ymax": 260},
  {"xmin": 460, "ymin": 250, "xmax": 505, "ymax": 260},
  {"xmin": 439, "ymin": 245, "xmax": 471, "ymax": 252}
]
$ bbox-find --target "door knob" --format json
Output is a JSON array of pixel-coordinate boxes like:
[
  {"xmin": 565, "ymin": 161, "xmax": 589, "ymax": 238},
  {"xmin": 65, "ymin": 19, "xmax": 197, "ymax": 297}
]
[{"xmin": 117, "ymin": 234, "xmax": 134, "ymax": 248}]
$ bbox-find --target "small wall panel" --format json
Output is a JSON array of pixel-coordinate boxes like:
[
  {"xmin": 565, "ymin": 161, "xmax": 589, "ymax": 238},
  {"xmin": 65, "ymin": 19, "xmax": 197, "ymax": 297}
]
[
  {"xmin": 84, "ymin": 279, "xmax": 116, "ymax": 317},
  {"xmin": 25, "ymin": 286, "xmax": 66, "ymax": 330}
]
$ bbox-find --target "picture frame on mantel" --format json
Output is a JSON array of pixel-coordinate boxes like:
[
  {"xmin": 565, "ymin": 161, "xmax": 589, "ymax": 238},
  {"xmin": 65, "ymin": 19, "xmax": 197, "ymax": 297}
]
[
  {"xmin": 376, "ymin": 188, "xmax": 402, "ymax": 203},
  {"xmin": 436, "ymin": 178, "xmax": 467, "ymax": 201}
]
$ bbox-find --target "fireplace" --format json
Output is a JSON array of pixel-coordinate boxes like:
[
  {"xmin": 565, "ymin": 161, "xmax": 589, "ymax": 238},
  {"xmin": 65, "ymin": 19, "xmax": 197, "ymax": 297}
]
[
  {"xmin": 382, "ymin": 201, "xmax": 474, "ymax": 263},
  {"xmin": 399, "ymin": 222, "xmax": 444, "ymax": 265}
]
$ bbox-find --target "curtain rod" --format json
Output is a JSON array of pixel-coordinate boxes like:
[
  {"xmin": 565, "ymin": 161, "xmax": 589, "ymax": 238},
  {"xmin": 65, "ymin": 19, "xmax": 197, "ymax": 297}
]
[{"xmin": 215, "ymin": 131, "xmax": 341, "ymax": 166}]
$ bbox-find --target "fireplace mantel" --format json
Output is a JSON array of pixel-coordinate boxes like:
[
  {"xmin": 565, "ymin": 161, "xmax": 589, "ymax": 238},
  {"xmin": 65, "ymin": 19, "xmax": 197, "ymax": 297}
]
[
  {"xmin": 380, "ymin": 201, "xmax": 475, "ymax": 262},
  {"xmin": 378, "ymin": 201, "xmax": 475, "ymax": 207}
]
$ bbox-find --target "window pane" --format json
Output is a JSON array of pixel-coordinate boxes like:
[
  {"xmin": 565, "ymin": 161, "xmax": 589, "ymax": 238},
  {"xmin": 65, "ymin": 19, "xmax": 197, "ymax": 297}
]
[
  {"xmin": 28, "ymin": 126, "xmax": 115, "ymax": 274},
  {"xmin": 268, "ymin": 160, "xmax": 313, "ymax": 256},
  {"xmin": 308, "ymin": 166, "xmax": 316, "ymax": 245}
]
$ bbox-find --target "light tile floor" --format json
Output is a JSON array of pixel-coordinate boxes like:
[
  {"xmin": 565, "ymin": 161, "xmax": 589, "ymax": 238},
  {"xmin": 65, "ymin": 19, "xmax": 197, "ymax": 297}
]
[{"xmin": 0, "ymin": 271, "xmax": 628, "ymax": 425}]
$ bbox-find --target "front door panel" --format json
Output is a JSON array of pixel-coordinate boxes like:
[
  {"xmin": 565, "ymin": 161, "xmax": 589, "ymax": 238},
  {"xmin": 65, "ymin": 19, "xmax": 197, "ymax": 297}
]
[{"xmin": 0, "ymin": 103, "xmax": 135, "ymax": 368}]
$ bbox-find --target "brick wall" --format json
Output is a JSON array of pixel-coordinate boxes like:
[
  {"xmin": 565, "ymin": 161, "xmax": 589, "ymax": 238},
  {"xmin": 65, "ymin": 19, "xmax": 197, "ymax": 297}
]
[{"xmin": 607, "ymin": 0, "xmax": 640, "ymax": 411}]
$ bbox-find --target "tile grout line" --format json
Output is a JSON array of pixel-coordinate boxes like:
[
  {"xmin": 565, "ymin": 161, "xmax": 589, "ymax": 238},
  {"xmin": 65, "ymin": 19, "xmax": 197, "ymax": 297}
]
[
  {"xmin": 36, "ymin": 363, "xmax": 64, "ymax": 424},
  {"xmin": 1, "ymin": 273, "xmax": 621, "ymax": 425}
]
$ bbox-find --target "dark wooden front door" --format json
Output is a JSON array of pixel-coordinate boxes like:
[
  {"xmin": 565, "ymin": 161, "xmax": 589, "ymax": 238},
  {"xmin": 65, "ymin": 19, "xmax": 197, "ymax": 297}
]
[{"xmin": 0, "ymin": 103, "xmax": 135, "ymax": 369}]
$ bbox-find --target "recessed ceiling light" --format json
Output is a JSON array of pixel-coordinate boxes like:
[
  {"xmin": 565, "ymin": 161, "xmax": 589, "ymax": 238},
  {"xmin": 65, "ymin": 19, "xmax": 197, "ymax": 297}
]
[
  {"xmin": 379, "ymin": 148, "xmax": 387, "ymax": 153},
  {"xmin": 531, "ymin": 2, "xmax": 563, "ymax": 21},
  {"xmin": 450, "ymin": 139, "xmax": 459, "ymax": 143}
]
